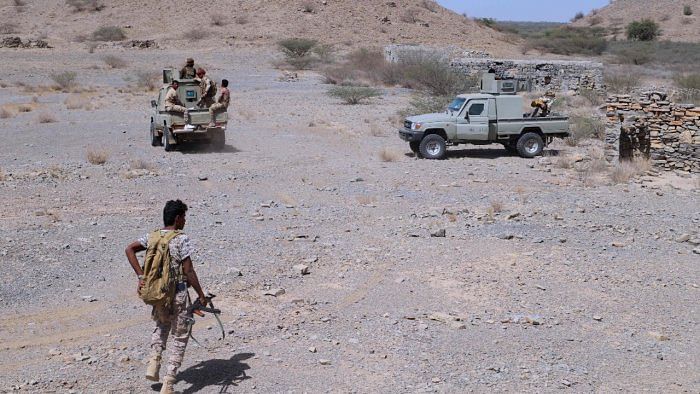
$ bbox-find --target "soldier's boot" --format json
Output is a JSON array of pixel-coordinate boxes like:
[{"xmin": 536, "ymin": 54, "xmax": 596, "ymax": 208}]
[
  {"xmin": 208, "ymin": 114, "xmax": 216, "ymax": 128},
  {"xmin": 160, "ymin": 375, "xmax": 176, "ymax": 394},
  {"xmin": 184, "ymin": 110, "xmax": 191, "ymax": 125},
  {"xmin": 145, "ymin": 354, "xmax": 162, "ymax": 382}
]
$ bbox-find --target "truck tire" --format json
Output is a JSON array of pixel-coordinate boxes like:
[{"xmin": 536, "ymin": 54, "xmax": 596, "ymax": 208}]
[
  {"xmin": 516, "ymin": 132, "xmax": 544, "ymax": 158},
  {"xmin": 164, "ymin": 127, "xmax": 176, "ymax": 152},
  {"xmin": 409, "ymin": 141, "xmax": 420, "ymax": 155},
  {"xmin": 150, "ymin": 120, "xmax": 162, "ymax": 147},
  {"xmin": 211, "ymin": 129, "xmax": 225, "ymax": 150},
  {"xmin": 419, "ymin": 134, "xmax": 446, "ymax": 160}
]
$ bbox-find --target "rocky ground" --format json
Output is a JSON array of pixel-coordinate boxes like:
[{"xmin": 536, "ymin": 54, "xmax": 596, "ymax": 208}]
[{"xmin": 0, "ymin": 47, "xmax": 699, "ymax": 393}]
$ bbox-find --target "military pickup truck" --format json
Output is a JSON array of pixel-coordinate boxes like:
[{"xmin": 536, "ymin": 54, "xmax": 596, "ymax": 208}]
[
  {"xmin": 149, "ymin": 69, "xmax": 228, "ymax": 151},
  {"xmin": 399, "ymin": 73, "xmax": 569, "ymax": 159}
]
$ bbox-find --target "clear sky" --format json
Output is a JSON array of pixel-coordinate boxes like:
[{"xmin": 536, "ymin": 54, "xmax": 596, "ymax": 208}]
[{"xmin": 437, "ymin": 0, "xmax": 611, "ymax": 22}]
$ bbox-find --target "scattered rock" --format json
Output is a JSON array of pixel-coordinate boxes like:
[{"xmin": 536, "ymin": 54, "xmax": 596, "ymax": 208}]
[
  {"xmin": 197, "ymin": 175, "xmax": 208, "ymax": 181},
  {"xmin": 592, "ymin": 315, "xmax": 603, "ymax": 321},
  {"xmin": 293, "ymin": 264, "xmax": 309, "ymax": 275},
  {"xmin": 263, "ymin": 288, "xmax": 285, "ymax": 297},
  {"xmin": 430, "ymin": 229, "xmax": 446, "ymax": 238},
  {"xmin": 648, "ymin": 331, "xmax": 670, "ymax": 341},
  {"xmin": 318, "ymin": 359, "xmax": 331, "ymax": 365},
  {"xmin": 675, "ymin": 234, "xmax": 691, "ymax": 243},
  {"xmin": 308, "ymin": 347, "xmax": 317, "ymax": 353}
]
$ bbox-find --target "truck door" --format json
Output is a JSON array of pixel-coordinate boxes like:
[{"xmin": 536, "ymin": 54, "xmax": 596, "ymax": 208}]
[{"xmin": 456, "ymin": 100, "xmax": 489, "ymax": 140}]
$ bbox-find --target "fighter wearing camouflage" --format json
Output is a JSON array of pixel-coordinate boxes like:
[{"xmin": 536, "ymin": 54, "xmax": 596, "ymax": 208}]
[
  {"xmin": 164, "ymin": 80, "xmax": 190, "ymax": 124},
  {"xmin": 179, "ymin": 58, "xmax": 197, "ymax": 79},
  {"xmin": 195, "ymin": 68, "xmax": 215, "ymax": 109},
  {"xmin": 125, "ymin": 200, "xmax": 208, "ymax": 394},
  {"xmin": 530, "ymin": 76, "xmax": 556, "ymax": 117},
  {"xmin": 208, "ymin": 79, "xmax": 230, "ymax": 127}
]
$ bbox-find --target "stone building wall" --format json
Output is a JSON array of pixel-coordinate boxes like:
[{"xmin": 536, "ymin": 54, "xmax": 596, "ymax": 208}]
[
  {"xmin": 605, "ymin": 92, "xmax": 700, "ymax": 173},
  {"xmin": 384, "ymin": 44, "xmax": 604, "ymax": 93}
]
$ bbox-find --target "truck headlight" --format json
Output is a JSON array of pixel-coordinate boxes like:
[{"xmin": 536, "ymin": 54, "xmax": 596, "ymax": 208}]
[{"xmin": 411, "ymin": 122, "xmax": 422, "ymax": 130}]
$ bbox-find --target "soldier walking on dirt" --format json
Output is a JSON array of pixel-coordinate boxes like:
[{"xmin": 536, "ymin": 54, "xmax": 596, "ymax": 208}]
[
  {"xmin": 195, "ymin": 68, "xmax": 215, "ymax": 109},
  {"xmin": 179, "ymin": 58, "xmax": 197, "ymax": 79},
  {"xmin": 208, "ymin": 79, "xmax": 230, "ymax": 127},
  {"xmin": 164, "ymin": 80, "xmax": 191, "ymax": 125},
  {"xmin": 125, "ymin": 200, "xmax": 208, "ymax": 394}
]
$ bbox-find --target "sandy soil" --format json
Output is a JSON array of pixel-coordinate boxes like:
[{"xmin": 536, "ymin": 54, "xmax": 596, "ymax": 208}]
[{"xmin": 0, "ymin": 46, "xmax": 698, "ymax": 393}]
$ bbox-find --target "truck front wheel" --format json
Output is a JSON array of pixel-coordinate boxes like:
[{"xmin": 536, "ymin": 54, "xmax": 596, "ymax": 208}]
[
  {"xmin": 516, "ymin": 132, "xmax": 544, "ymax": 158},
  {"xmin": 164, "ymin": 127, "xmax": 176, "ymax": 152},
  {"xmin": 409, "ymin": 141, "xmax": 420, "ymax": 155},
  {"xmin": 419, "ymin": 134, "xmax": 446, "ymax": 160},
  {"xmin": 150, "ymin": 120, "xmax": 162, "ymax": 147}
]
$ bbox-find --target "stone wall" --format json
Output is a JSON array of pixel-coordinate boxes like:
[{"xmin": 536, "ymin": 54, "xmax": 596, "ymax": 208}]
[
  {"xmin": 384, "ymin": 44, "xmax": 604, "ymax": 93},
  {"xmin": 605, "ymin": 92, "xmax": 700, "ymax": 173}
]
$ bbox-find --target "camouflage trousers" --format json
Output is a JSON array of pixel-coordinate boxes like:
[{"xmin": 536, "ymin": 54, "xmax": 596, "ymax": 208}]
[
  {"xmin": 208, "ymin": 103, "xmax": 228, "ymax": 122},
  {"xmin": 164, "ymin": 105, "xmax": 187, "ymax": 113},
  {"xmin": 150, "ymin": 285, "xmax": 191, "ymax": 378}
]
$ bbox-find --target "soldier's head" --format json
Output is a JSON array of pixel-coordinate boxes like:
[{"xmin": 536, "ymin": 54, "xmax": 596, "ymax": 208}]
[
  {"xmin": 196, "ymin": 68, "xmax": 206, "ymax": 78},
  {"xmin": 221, "ymin": 79, "xmax": 228, "ymax": 88},
  {"xmin": 163, "ymin": 200, "xmax": 188, "ymax": 230},
  {"xmin": 171, "ymin": 80, "xmax": 179, "ymax": 89},
  {"xmin": 186, "ymin": 58, "xmax": 194, "ymax": 66}
]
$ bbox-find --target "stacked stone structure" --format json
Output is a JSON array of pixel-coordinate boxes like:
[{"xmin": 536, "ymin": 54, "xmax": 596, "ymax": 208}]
[
  {"xmin": 605, "ymin": 92, "xmax": 700, "ymax": 173},
  {"xmin": 384, "ymin": 44, "xmax": 604, "ymax": 93}
]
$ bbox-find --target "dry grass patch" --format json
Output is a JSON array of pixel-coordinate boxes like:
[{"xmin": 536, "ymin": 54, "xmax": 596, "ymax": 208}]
[
  {"xmin": 0, "ymin": 22, "xmax": 19, "ymax": 34},
  {"xmin": 356, "ymin": 195, "xmax": 377, "ymax": 205},
  {"xmin": 234, "ymin": 14, "xmax": 249, "ymax": 25},
  {"xmin": 133, "ymin": 71, "xmax": 160, "ymax": 91},
  {"xmin": 490, "ymin": 200, "xmax": 504, "ymax": 213},
  {"xmin": 64, "ymin": 94, "xmax": 91, "ymax": 110},
  {"xmin": 18, "ymin": 104, "xmax": 33, "ymax": 113},
  {"xmin": 66, "ymin": 0, "xmax": 104, "ymax": 12},
  {"xmin": 87, "ymin": 149, "xmax": 108, "ymax": 165},
  {"xmin": 211, "ymin": 14, "xmax": 227, "ymax": 26},
  {"xmin": 92, "ymin": 26, "xmax": 125, "ymax": 41},
  {"xmin": 379, "ymin": 147, "xmax": 400, "ymax": 162},
  {"xmin": 103, "ymin": 55, "xmax": 127, "ymax": 69},
  {"xmin": 555, "ymin": 155, "xmax": 574, "ymax": 169},
  {"xmin": 50, "ymin": 71, "xmax": 77, "ymax": 92},
  {"xmin": 0, "ymin": 107, "xmax": 14, "ymax": 119},
  {"xmin": 183, "ymin": 29, "xmax": 210, "ymax": 41},
  {"xmin": 129, "ymin": 158, "xmax": 154, "ymax": 171},
  {"xmin": 0, "ymin": 167, "xmax": 6, "ymax": 181},
  {"xmin": 609, "ymin": 158, "xmax": 651, "ymax": 184},
  {"xmin": 37, "ymin": 113, "xmax": 57, "ymax": 123}
]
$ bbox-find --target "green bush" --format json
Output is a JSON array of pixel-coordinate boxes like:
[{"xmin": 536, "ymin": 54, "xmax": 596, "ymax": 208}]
[
  {"xmin": 400, "ymin": 53, "xmax": 478, "ymax": 96},
  {"xmin": 278, "ymin": 38, "xmax": 317, "ymax": 58},
  {"xmin": 571, "ymin": 12, "xmax": 585, "ymax": 22},
  {"xmin": 529, "ymin": 27, "xmax": 607, "ymax": 55},
  {"xmin": 91, "ymin": 26, "xmax": 125, "ymax": 41},
  {"xmin": 327, "ymin": 86, "xmax": 381, "ymax": 105},
  {"xmin": 606, "ymin": 41, "xmax": 700, "ymax": 66},
  {"xmin": 566, "ymin": 115, "xmax": 605, "ymax": 146},
  {"xmin": 399, "ymin": 94, "xmax": 451, "ymax": 118},
  {"xmin": 683, "ymin": 5, "xmax": 693, "ymax": 16},
  {"xmin": 50, "ymin": 71, "xmax": 77, "ymax": 91},
  {"xmin": 626, "ymin": 19, "xmax": 660, "ymax": 41}
]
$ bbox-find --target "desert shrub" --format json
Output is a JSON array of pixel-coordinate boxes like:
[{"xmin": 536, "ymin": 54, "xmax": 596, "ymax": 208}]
[
  {"xmin": 673, "ymin": 73, "xmax": 700, "ymax": 104},
  {"xmin": 134, "ymin": 71, "xmax": 159, "ymax": 91},
  {"xmin": 399, "ymin": 94, "xmax": 451, "ymax": 117},
  {"xmin": 579, "ymin": 89, "xmax": 604, "ymax": 106},
  {"xmin": 64, "ymin": 95, "xmax": 89, "ymax": 110},
  {"xmin": 0, "ymin": 167, "xmax": 5, "ymax": 181},
  {"xmin": 0, "ymin": 107, "xmax": 13, "ymax": 118},
  {"xmin": 13, "ymin": 0, "xmax": 25, "ymax": 6},
  {"xmin": 312, "ymin": 44, "xmax": 335, "ymax": 64},
  {"xmin": 130, "ymin": 159, "xmax": 154, "ymax": 171},
  {"xmin": 103, "ymin": 55, "xmax": 127, "ymax": 69},
  {"xmin": 0, "ymin": 22, "xmax": 19, "ymax": 34},
  {"xmin": 234, "ymin": 14, "xmax": 249, "ymax": 24},
  {"xmin": 626, "ymin": 19, "xmax": 660, "ymax": 41},
  {"xmin": 609, "ymin": 41, "xmax": 655, "ymax": 65},
  {"xmin": 477, "ymin": 18, "xmax": 497, "ymax": 28},
  {"xmin": 301, "ymin": 1, "xmax": 316, "ymax": 13},
  {"xmin": 211, "ymin": 14, "xmax": 227, "ymax": 26},
  {"xmin": 400, "ymin": 53, "xmax": 478, "ymax": 96},
  {"xmin": 279, "ymin": 38, "xmax": 317, "ymax": 58},
  {"xmin": 571, "ymin": 12, "xmax": 584, "ymax": 22},
  {"xmin": 182, "ymin": 29, "xmax": 209, "ymax": 41},
  {"xmin": 683, "ymin": 5, "xmax": 693, "ymax": 16},
  {"xmin": 401, "ymin": 8, "xmax": 421, "ymax": 23},
  {"xmin": 92, "ymin": 26, "xmax": 125, "ymax": 41},
  {"xmin": 87, "ymin": 149, "xmax": 108, "ymax": 165},
  {"xmin": 327, "ymin": 86, "xmax": 381, "ymax": 104},
  {"xmin": 66, "ymin": 0, "xmax": 103, "ymax": 12},
  {"xmin": 37, "ymin": 113, "xmax": 57, "ymax": 123},
  {"xmin": 379, "ymin": 147, "xmax": 400, "ymax": 162},
  {"xmin": 50, "ymin": 71, "xmax": 77, "ymax": 91},
  {"xmin": 566, "ymin": 115, "xmax": 605, "ymax": 146},
  {"xmin": 610, "ymin": 158, "xmax": 651, "ymax": 183},
  {"xmin": 588, "ymin": 16, "xmax": 603, "ymax": 26},
  {"xmin": 18, "ymin": 104, "xmax": 32, "ymax": 112},
  {"xmin": 529, "ymin": 26, "xmax": 607, "ymax": 55},
  {"xmin": 420, "ymin": 0, "xmax": 437, "ymax": 12},
  {"xmin": 605, "ymin": 72, "xmax": 640, "ymax": 94}
]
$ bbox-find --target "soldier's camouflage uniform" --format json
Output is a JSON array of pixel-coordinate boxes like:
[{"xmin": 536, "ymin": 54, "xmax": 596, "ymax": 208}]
[
  {"xmin": 164, "ymin": 87, "xmax": 187, "ymax": 114},
  {"xmin": 138, "ymin": 231, "xmax": 195, "ymax": 379},
  {"xmin": 208, "ymin": 86, "xmax": 230, "ymax": 123},
  {"xmin": 196, "ymin": 75, "xmax": 215, "ymax": 108},
  {"xmin": 179, "ymin": 65, "xmax": 197, "ymax": 79}
]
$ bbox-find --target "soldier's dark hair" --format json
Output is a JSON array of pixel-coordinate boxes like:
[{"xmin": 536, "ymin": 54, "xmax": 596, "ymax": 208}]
[
  {"xmin": 163, "ymin": 200, "xmax": 188, "ymax": 226},
  {"xmin": 221, "ymin": 79, "xmax": 228, "ymax": 87}
]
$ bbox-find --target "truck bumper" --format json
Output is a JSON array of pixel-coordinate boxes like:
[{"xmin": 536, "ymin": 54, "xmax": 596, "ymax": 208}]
[{"xmin": 398, "ymin": 128, "xmax": 424, "ymax": 142}]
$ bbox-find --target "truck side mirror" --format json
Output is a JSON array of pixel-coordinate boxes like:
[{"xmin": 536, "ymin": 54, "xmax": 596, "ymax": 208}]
[{"xmin": 151, "ymin": 100, "xmax": 157, "ymax": 108}]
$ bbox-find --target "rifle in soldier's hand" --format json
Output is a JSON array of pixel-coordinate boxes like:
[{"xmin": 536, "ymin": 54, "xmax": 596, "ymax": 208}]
[{"xmin": 188, "ymin": 293, "xmax": 221, "ymax": 317}]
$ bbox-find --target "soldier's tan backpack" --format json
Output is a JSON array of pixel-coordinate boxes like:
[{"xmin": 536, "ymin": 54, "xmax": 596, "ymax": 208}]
[{"xmin": 139, "ymin": 230, "xmax": 183, "ymax": 307}]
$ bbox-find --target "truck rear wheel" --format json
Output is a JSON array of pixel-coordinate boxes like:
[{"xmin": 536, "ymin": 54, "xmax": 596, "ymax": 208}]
[
  {"xmin": 516, "ymin": 132, "xmax": 544, "ymax": 158},
  {"xmin": 150, "ymin": 120, "xmax": 162, "ymax": 147},
  {"xmin": 164, "ymin": 127, "xmax": 176, "ymax": 152},
  {"xmin": 419, "ymin": 134, "xmax": 446, "ymax": 160}
]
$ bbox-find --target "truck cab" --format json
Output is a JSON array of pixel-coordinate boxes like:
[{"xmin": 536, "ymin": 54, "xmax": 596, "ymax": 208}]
[{"xmin": 399, "ymin": 73, "xmax": 569, "ymax": 159}]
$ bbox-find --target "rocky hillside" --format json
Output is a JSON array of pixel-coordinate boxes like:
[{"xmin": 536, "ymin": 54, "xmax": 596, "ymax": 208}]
[
  {"xmin": 0, "ymin": 0, "xmax": 519, "ymax": 56},
  {"xmin": 573, "ymin": 0, "xmax": 699, "ymax": 42}
]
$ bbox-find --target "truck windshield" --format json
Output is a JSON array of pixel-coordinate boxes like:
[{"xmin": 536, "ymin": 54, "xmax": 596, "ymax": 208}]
[{"xmin": 448, "ymin": 98, "xmax": 466, "ymax": 112}]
